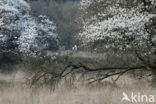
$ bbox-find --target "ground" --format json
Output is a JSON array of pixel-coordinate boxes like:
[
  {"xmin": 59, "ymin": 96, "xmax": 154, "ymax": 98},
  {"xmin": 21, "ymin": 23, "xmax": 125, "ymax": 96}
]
[{"xmin": 0, "ymin": 70, "xmax": 156, "ymax": 104}]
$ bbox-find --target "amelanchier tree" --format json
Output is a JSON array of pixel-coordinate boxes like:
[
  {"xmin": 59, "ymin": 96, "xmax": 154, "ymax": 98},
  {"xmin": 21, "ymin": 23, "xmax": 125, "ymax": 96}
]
[
  {"xmin": 53, "ymin": 0, "xmax": 156, "ymax": 83},
  {"xmin": 0, "ymin": 0, "xmax": 58, "ymax": 64}
]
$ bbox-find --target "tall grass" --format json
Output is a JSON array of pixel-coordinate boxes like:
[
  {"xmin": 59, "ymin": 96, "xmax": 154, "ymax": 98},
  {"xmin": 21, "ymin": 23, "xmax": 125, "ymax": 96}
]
[{"xmin": 0, "ymin": 70, "xmax": 155, "ymax": 104}]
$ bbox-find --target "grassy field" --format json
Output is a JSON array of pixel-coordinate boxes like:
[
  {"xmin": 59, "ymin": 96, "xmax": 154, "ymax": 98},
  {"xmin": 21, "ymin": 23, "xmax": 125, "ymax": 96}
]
[{"xmin": 0, "ymin": 70, "xmax": 156, "ymax": 104}]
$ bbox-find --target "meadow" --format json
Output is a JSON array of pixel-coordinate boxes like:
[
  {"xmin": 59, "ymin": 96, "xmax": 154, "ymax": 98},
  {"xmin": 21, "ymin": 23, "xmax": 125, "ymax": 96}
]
[{"xmin": 0, "ymin": 69, "xmax": 155, "ymax": 104}]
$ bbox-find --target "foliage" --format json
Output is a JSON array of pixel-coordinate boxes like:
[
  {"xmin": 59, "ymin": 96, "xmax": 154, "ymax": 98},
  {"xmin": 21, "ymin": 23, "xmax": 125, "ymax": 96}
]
[
  {"xmin": 26, "ymin": 0, "xmax": 156, "ymax": 86},
  {"xmin": 79, "ymin": 0, "xmax": 156, "ymax": 70},
  {"xmin": 1, "ymin": 0, "xmax": 156, "ymax": 87},
  {"xmin": 0, "ymin": 0, "xmax": 58, "ymax": 64}
]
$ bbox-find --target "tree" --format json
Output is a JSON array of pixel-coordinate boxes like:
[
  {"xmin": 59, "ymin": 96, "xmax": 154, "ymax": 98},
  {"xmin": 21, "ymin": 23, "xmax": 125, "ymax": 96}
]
[
  {"xmin": 78, "ymin": 0, "xmax": 156, "ymax": 69},
  {"xmin": 0, "ymin": 0, "xmax": 58, "ymax": 64},
  {"xmin": 48, "ymin": 0, "xmax": 156, "ymax": 83},
  {"xmin": 28, "ymin": 0, "xmax": 156, "ymax": 86}
]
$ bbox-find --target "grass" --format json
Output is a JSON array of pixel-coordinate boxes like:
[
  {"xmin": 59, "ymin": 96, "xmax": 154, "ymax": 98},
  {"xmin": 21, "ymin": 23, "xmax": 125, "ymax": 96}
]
[{"xmin": 0, "ymin": 70, "xmax": 156, "ymax": 104}]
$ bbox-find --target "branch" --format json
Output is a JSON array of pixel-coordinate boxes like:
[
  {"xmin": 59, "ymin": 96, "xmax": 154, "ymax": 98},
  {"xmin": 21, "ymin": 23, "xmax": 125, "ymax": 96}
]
[
  {"xmin": 62, "ymin": 64, "xmax": 145, "ymax": 72},
  {"xmin": 58, "ymin": 64, "xmax": 146, "ymax": 83},
  {"xmin": 89, "ymin": 67, "xmax": 144, "ymax": 84},
  {"xmin": 29, "ymin": 64, "xmax": 146, "ymax": 87}
]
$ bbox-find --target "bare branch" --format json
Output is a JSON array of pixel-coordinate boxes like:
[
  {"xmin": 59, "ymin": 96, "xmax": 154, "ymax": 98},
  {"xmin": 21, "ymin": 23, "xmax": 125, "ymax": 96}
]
[
  {"xmin": 88, "ymin": 67, "xmax": 144, "ymax": 84},
  {"xmin": 62, "ymin": 64, "xmax": 145, "ymax": 72}
]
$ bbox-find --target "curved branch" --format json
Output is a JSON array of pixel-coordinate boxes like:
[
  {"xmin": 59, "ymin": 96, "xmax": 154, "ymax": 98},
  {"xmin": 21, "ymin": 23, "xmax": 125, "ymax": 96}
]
[
  {"xmin": 88, "ymin": 67, "xmax": 145, "ymax": 84},
  {"xmin": 62, "ymin": 64, "xmax": 146, "ymax": 72},
  {"xmin": 58, "ymin": 64, "xmax": 146, "ymax": 83}
]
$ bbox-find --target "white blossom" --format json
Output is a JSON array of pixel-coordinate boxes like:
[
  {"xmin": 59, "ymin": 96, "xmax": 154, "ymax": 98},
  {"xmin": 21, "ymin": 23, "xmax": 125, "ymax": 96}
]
[
  {"xmin": 0, "ymin": 0, "xmax": 58, "ymax": 54},
  {"xmin": 79, "ymin": 0, "xmax": 156, "ymax": 47}
]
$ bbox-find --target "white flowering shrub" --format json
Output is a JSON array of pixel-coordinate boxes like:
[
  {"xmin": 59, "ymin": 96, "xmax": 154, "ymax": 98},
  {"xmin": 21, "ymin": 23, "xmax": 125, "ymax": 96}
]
[
  {"xmin": 79, "ymin": 0, "xmax": 156, "ymax": 69},
  {"xmin": 0, "ymin": 0, "xmax": 58, "ymax": 61},
  {"xmin": 35, "ymin": 15, "xmax": 58, "ymax": 51}
]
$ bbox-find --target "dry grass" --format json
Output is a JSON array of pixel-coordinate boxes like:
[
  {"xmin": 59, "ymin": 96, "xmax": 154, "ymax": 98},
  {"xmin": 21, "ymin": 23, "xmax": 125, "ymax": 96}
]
[{"xmin": 0, "ymin": 71, "xmax": 156, "ymax": 104}]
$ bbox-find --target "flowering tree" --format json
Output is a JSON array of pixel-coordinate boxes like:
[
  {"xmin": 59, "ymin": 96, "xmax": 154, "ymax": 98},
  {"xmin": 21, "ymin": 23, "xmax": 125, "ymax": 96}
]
[
  {"xmin": 78, "ymin": 0, "xmax": 156, "ymax": 69},
  {"xmin": 47, "ymin": 0, "xmax": 156, "ymax": 83},
  {"xmin": 27, "ymin": 0, "xmax": 156, "ymax": 86},
  {"xmin": 0, "ymin": 0, "xmax": 58, "ymax": 63}
]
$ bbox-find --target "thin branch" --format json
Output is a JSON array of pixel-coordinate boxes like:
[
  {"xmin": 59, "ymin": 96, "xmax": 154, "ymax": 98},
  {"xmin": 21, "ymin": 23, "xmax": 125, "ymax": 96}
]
[
  {"xmin": 61, "ymin": 68, "xmax": 74, "ymax": 77},
  {"xmin": 111, "ymin": 73, "xmax": 123, "ymax": 82},
  {"xmin": 88, "ymin": 67, "xmax": 145, "ymax": 84}
]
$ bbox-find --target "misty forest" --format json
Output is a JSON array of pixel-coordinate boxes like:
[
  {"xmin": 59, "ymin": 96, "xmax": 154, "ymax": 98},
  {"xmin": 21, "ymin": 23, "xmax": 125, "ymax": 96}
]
[{"xmin": 0, "ymin": 0, "xmax": 156, "ymax": 104}]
